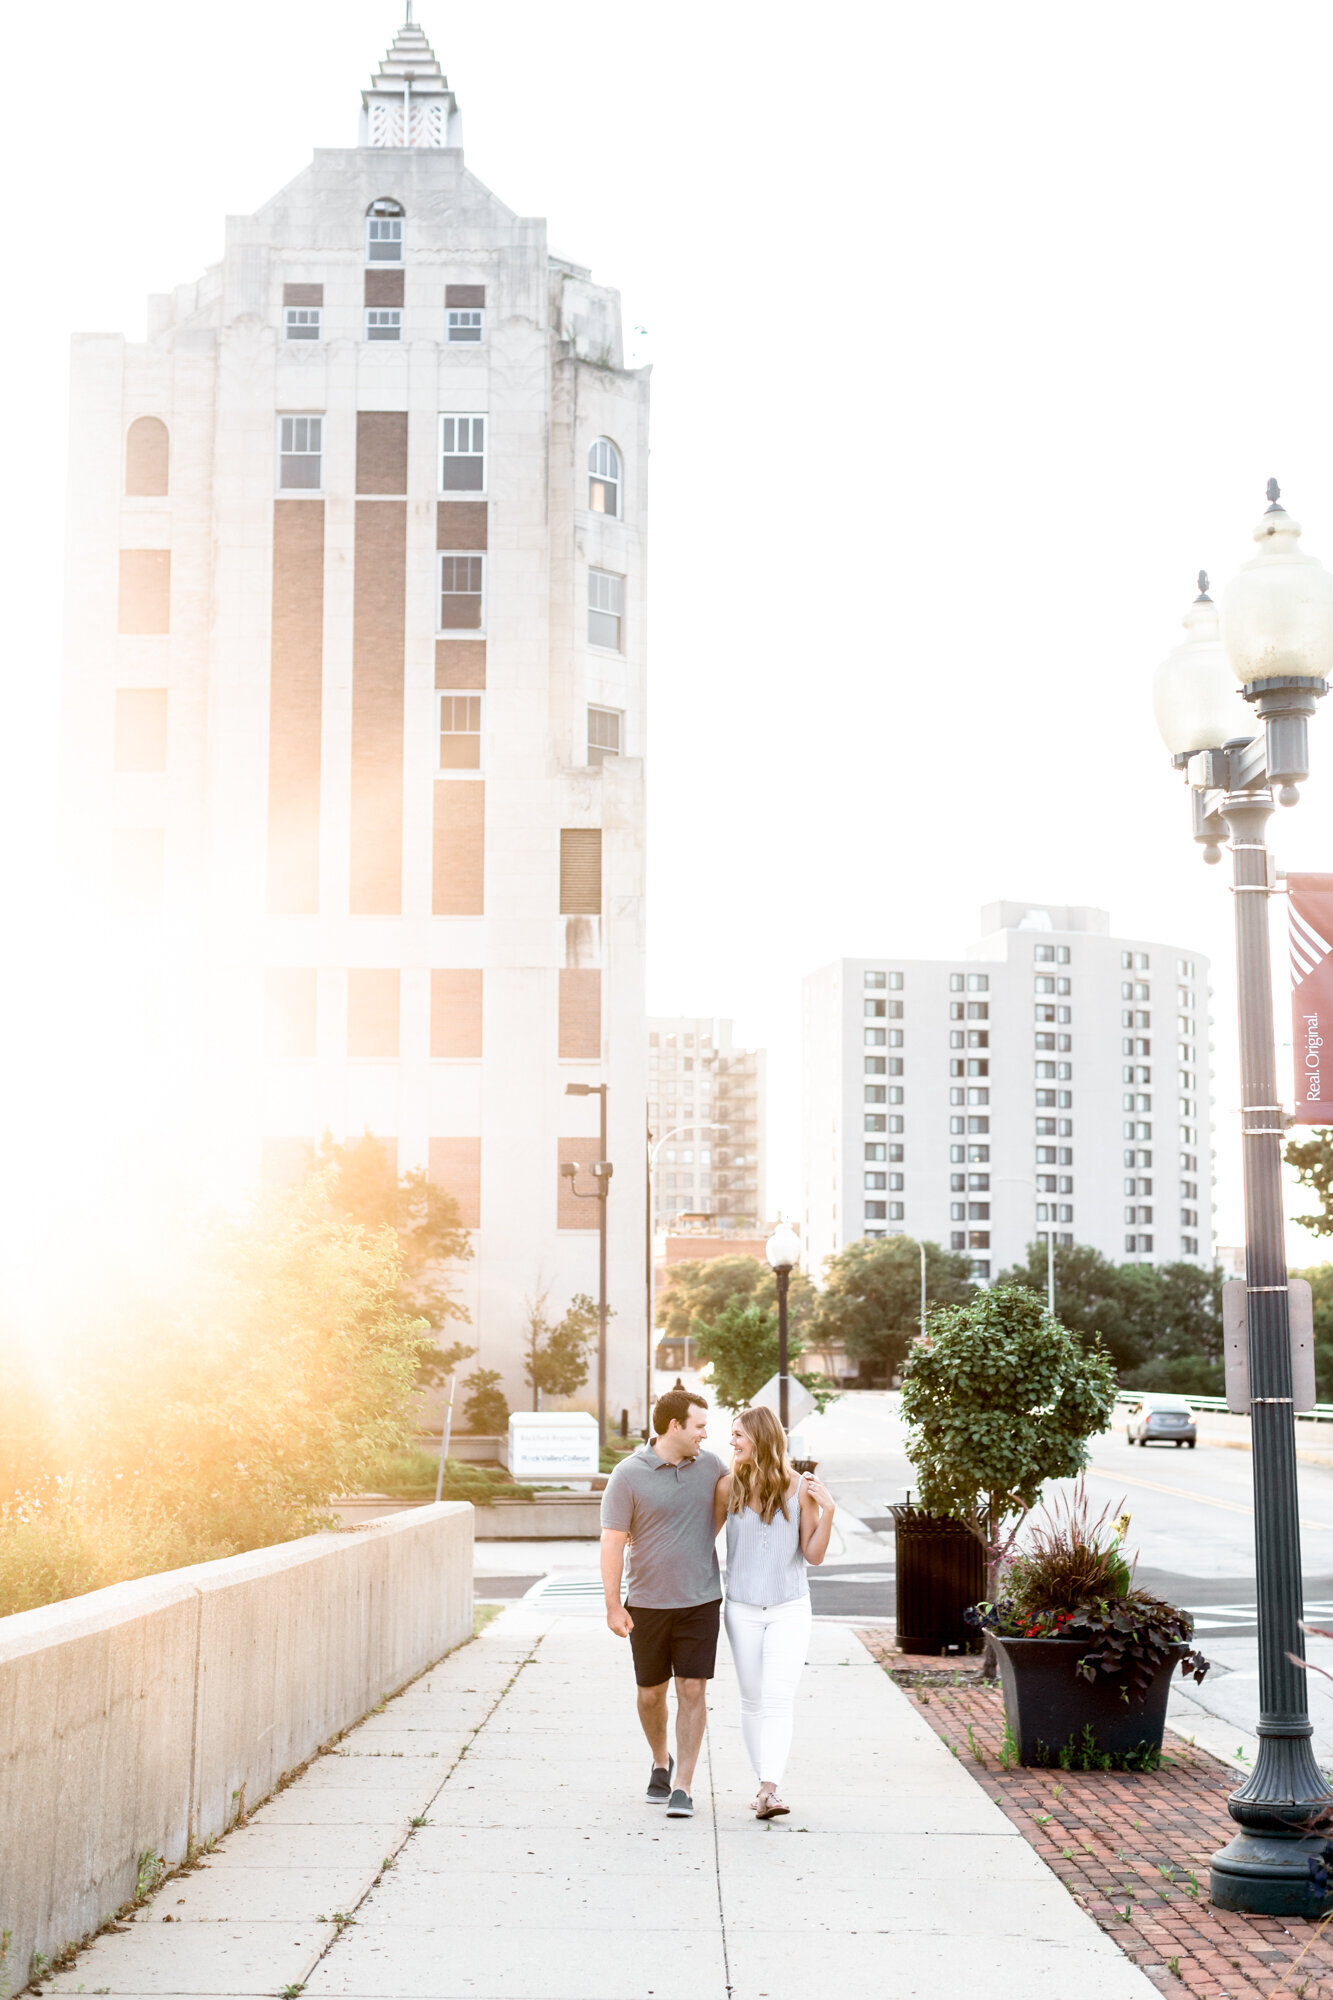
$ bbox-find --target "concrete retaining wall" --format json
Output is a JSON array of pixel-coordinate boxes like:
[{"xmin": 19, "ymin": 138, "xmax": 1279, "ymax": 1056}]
[{"xmin": 0, "ymin": 1503, "xmax": 472, "ymax": 1991}]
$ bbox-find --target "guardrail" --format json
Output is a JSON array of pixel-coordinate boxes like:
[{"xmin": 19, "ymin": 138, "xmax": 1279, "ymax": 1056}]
[{"xmin": 1112, "ymin": 1390, "xmax": 1333, "ymax": 1424}]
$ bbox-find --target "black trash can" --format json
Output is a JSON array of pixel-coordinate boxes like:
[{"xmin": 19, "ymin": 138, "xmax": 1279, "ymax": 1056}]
[{"xmin": 891, "ymin": 1500, "xmax": 985, "ymax": 1654}]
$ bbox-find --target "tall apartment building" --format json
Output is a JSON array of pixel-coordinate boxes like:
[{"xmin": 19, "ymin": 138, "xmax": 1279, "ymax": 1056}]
[
  {"xmin": 647, "ymin": 1018, "xmax": 767, "ymax": 1230},
  {"xmin": 802, "ymin": 904, "xmax": 1214, "ymax": 1281},
  {"xmin": 59, "ymin": 19, "xmax": 650, "ymax": 1418}
]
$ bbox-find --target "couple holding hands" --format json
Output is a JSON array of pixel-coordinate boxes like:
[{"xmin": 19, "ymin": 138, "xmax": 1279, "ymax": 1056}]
[{"xmin": 599, "ymin": 1388, "xmax": 835, "ymax": 1821}]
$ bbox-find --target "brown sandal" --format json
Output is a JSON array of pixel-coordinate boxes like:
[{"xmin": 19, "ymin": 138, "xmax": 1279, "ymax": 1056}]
[{"xmin": 755, "ymin": 1790, "xmax": 790, "ymax": 1820}]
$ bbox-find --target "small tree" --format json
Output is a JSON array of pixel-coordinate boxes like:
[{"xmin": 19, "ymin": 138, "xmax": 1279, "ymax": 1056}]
[
  {"xmin": 315, "ymin": 1132, "xmax": 475, "ymax": 1387},
  {"xmin": 461, "ymin": 1368, "xmax": 510, "ymax": 1435},
  {"xmin": 689, "ymin": 1297, "xmax": 839, "ymax": 1415},
  {"xmin": 522, "ymin": 1290, "xmax": 602, "ymax": 1408},
  {"xmin": 810, "ymin": 1236, "xmax": 974, "ymax": 1383},
  {"xmin": 900, "ymin": 1284, "xmax": 1117, "ymax": 1611}
]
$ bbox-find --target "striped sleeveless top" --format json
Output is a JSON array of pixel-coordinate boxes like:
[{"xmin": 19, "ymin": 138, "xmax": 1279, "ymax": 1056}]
[{"xmin": 724, "ymin": 1484, "xmax": 808, "ymax": 1607}]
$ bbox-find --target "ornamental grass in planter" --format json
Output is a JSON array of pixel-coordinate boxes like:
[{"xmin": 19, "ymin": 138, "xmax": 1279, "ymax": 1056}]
[{"xmin": 968, "ymin": 1486, "xmax": 1209, "ymax": 1768}]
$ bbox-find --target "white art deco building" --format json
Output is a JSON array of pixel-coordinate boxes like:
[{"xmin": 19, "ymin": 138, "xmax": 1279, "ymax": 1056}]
[
  {"xmin": 60, "ymin": 17, "xmax": 650, "ymax": 1417},
  {"xmin": 802, "ymin": 903, "xmax": 1215, "ymax": 1281}
]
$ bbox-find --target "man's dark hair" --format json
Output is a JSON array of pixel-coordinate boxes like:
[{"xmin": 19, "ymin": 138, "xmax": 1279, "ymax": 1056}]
[{"xmin": 653, "ymin": 1389, "xmax": 707, "ymax": 1436}]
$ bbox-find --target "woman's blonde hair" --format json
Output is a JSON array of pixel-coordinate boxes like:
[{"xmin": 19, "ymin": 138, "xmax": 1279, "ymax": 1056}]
[{"xmin": 728, "ymin": 1406, "xmax": 796, "ymax": 1525}]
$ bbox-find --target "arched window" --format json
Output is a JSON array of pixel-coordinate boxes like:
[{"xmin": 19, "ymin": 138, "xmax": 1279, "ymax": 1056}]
[
  {"xmin": 125, "ymin": 416, "xmax": 169, "ymax": 497},
  {"xmin": 366, "ymin": 198, "xmax": 405, "ymax": 263},
  {"xmin": 588, "ymin": 438, "xmax": 621, "ymax": 517}
]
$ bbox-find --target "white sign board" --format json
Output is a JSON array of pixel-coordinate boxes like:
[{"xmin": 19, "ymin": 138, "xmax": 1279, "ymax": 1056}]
[
  {"xmin": 507, "ymin": 1412, "xmax": 600, "ymax": 1482},
  {"xmin": 1222, "ymin": 1278, "xmax": 1316, "ymax": 1414},
  {"xmin": 748, "ymin": 1373, "xmax": 816, "ymax": 1430}
]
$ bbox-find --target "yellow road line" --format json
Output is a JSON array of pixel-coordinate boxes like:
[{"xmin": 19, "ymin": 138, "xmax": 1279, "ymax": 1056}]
[{"xmin": 1084, "ymin": 1463, "xmax": 1333, "ymax": 1535}]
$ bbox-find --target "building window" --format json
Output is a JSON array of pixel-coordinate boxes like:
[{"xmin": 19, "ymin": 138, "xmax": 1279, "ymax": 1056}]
[
  {"xmin": 366, "ymin": 198, "xmax": 404, "ymax": 261},
  {"xmin": 440, "ymin": 415, "xmax": 486, "ymax": 491},
  {"xmin": 951, "ymin": 1231, "xmax": 966, "ymax": 1250},
  {"xmin": 865, "ymin": 1173, "xmax": 886, "ymax": 1191},
  {"xmin": 438, "ymin": 552, "xmax": 484, "ymax": 632},
  {"xmin": 285, "ymin": 307, "xmax": 321, "ymax": 341},
  {"xmin": 967, "ymin": 974, "xmax": 988, "ymax": 992},
  {"xmin": 366, "ymin": 307, "xmax": 402, "ymax": 341},
  {"xmin": 865, "ymin": 1201, "xmax": 887, "ymax": 1220},
  {"xmin": 278, "ymin": 415, "xmax": 322, "ymax": 490},
  {"xmin": 865, "ymin": 998, "xmax": 886, "ymax": 1018},
  {"xmin": 125, "ymin": 416, "xmax": 169, "ymax": 496},
  {"xmin": 1035, "ymin": 944, "xmax": 1055, "ymax": 962},
  {"xmin": 437, "ymin": 692, "xmax": 482, "ymax": 771},
  {"xmin": 114, "ymin": 688, "xmax": 168, "ymax": 771},
  {"xmin": 865, "ymin": 1056, "xmax": 886, "ymax": 1075},
  {"xmin": 587, "ymin": 705, "xmax": 622, "ymax": 765},
  {"xmin": 448, "ymin": 308, "xmax": 484, "ymax": 342},
  {"xmin": 865, "ymin": 1028, "xmax": 886, "ymax": 1046},
  {"xmin": 969, "ymin": 1230, "xmax": 990, "ymax": 1249},
  {"xmin": 865, "ymin": 971, "xmax": 886, "ymax": 989},
  {"xmin": 589, "ymin": 568, "xmax": 625, "ymax": 650},
  {"xmin": 888, "ymin": 971, "xmax": 904, "ymax": 989},
  {"xmin": 589, "ymin": 437, "xmax": 622, "ymax": 516}
]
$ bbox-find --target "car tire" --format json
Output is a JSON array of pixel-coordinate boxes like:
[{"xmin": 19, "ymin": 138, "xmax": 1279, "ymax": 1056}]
[
  {"xmin": 1176, "ymin": 1440, "xmax": 1183, "ymax": 1448},
  {"xmin": 1188, "ymin": 1440, "xmax": 1196, "ymax": 1450}
]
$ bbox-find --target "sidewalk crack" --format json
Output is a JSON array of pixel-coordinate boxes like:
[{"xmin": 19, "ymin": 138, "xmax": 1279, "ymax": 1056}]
[
  {"xmin": 301, "ymin": 1630, "xmax": 545, "ymax": 1985},
  {"xmin": 703, "ymin": 1706, "xmax": 733, "ymax": 1997}
]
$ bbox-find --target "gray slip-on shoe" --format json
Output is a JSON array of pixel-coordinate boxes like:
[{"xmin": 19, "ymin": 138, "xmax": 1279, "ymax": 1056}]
[
  {"xmin": 665, "ymin": 1788, "xmax": 694, "ymax": 1818},
  {"xmin": 646, "ymin": 1756, "xmax": 675, "ymax": 1804}
]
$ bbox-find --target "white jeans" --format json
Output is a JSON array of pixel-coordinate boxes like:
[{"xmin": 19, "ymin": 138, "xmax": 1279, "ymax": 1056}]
[{"xmin": 723, "ymin": 1593, "xmax": 813, "ymax": 1786}]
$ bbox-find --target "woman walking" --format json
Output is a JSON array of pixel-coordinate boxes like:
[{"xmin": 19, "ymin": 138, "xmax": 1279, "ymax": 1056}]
[{"xmin": 714, "ymin": 1406, "xmax": 836, "ymax": 1819}]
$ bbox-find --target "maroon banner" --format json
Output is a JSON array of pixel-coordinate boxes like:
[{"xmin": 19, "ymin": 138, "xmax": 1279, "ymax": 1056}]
[{"xmin": 1289, "ymin": 874, "xmax": 1333, "ymax": 1123}]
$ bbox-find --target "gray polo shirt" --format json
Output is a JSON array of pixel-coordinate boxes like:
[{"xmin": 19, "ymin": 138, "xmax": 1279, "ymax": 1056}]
[{"xmin": 600, "ymin": 1442, "xmax": 726, "ymax": 1609}]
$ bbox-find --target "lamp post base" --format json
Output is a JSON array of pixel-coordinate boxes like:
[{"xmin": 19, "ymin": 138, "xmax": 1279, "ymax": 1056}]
[{"xmin": 1211, "ymin": 1830, "xmax": 1333, "ymax": 1917}]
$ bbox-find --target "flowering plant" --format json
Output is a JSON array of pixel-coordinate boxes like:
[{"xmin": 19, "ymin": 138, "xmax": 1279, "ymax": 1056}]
[{"xmin": 964, "ymin": 1484, "xmax": 1209, "ymax": 1697}]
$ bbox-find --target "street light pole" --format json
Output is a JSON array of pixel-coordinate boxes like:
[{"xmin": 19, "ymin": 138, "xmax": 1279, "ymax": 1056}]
[
  {"xmin": 1154, "ymin": 490, "xmax": 1333, "ymax": 1915},
  {"xmin": 562, "ymin": 1083, "xmax": 612, "ymax": 1450},
  {"xmin": 765, "ymin": 1221, "xmax": 801, "ymax": 1434}
]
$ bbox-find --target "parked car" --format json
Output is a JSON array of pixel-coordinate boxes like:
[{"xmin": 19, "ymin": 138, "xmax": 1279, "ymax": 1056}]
[{"xmin": 1125, "ymin": 1393, "xmax": 1197, "ymax": 1448}]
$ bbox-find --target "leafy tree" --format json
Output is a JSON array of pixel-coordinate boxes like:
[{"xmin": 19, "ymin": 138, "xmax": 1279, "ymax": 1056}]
[
  {"xmin": 315, "ymin": 1132, "xmax": 475, "ymax": 1386},
  {"xmin": 900, "ymin": 1283, "xmax": 1118, "ymax": 1607},
  {"xmin": 461, "ymin": 1368, "xmax": 510, "ymax": 1435},
  {"xmin": 522, "ymin": 1290, "xmax": 603, "ymax": 1408},
  {"xmin": 655, "ymin": 1254, "xmax": 817, "ymax": 1343},
  {"xmin": 0, "ymin": 1176, "xmax": 437, "ymax": 1613},
  {"xmin": 1287, "ymin": 1131, "xmax": 1333, "ymax": 1236},
  {"xmin": 688, "ymin": 1297, "xmax": 838, "ymax": 1415},
  {"xmin": 999, "ymin": 1241, "xmax": 1222, "ymax": 1383},
  {"xmin": 809, "ymin": 1236, "xmax": 974, "ymax": 1383}
]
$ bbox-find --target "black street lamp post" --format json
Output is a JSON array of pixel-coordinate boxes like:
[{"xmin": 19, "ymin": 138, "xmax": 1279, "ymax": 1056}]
[
  {"xmin": 562, "ymin": 1082, "xmax": 612, "ymax": 1450},
  {"xmin": 1154, "ymin": 487, "xmax": 1333, "ymax": 1914},
  {"xmin": 765, "ymin": 1222, "xmax": 801, "ymax": 1432}
]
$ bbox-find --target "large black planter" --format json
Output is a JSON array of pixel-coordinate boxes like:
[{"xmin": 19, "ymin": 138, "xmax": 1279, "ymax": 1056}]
[
  {"xmin": 891, "ymin": 1504, "xmax": 984, "ymax": 1654},
  {"xmin": 992, "ymin": 1633, "xmax": 1183, "ymax": 1766}
]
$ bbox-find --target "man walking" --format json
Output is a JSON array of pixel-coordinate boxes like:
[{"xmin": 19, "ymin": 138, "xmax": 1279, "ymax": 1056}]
[{"xmin": 600, "ymin": 1389, "xmax": 726, "ymax": 1819}]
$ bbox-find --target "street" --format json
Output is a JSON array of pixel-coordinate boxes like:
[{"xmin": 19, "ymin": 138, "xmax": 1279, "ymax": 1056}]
[{"xmin": 793, "ymin": 1390, "xmax": 1333, "ymax": 1763}]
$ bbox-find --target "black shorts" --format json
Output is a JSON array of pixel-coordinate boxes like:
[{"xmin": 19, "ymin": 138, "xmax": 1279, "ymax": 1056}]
[{"xmin": 625, "ymin": 1599, "xmax": 722, "ymax": 1687}]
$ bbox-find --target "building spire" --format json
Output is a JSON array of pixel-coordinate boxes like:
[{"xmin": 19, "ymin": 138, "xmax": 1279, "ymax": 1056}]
[{"xmin": 360, "ymin": 14, "xmax": 461, "ymax": 148}]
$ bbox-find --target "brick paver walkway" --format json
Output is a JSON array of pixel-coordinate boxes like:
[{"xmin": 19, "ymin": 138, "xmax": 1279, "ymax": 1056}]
[{"xmin": 858, "ymin": 1634, "xmax": 1333, "ymax": 2000}]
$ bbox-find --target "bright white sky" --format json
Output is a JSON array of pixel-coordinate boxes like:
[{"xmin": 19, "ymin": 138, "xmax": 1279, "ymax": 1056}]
[{"xmin": 6, "ymin": 1, "xmax": 1333, "ymax": 1261}]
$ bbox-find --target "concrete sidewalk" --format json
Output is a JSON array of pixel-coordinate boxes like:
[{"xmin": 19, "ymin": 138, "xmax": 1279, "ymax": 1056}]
[{"xmin": 48, "ymin": 1606, "xmax": 1159, "ymax": 1999}]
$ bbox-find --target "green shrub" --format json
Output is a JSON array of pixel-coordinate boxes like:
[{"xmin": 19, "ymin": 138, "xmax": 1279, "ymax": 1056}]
[{"xmin": 0, "ymin": 1179, "xmax": 433, "ymax": 1618}]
